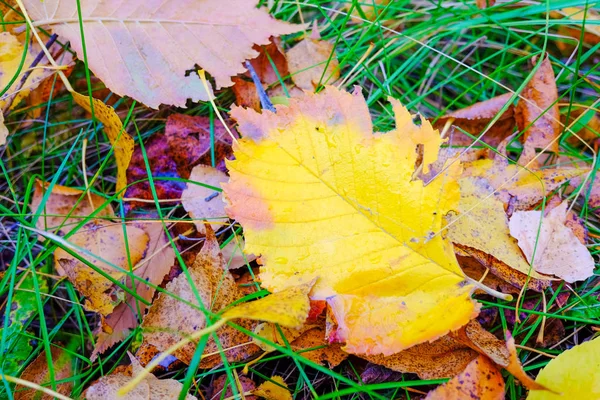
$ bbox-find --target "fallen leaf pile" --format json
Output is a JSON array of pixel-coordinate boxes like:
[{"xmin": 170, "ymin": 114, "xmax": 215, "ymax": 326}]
[{"xmin": 3, "ymin": 1, "xmax": 599, "ymax": 399}]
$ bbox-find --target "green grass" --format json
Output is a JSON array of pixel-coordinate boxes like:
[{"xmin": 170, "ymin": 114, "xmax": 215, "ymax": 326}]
[{"xmin": 1, "ymin": 0, "xmax": 600, "ymax": 399}]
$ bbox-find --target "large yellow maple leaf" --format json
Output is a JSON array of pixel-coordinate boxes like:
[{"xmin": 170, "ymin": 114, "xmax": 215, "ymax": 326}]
[{"xmin": 223, "ymin": 86, "xmax": 478, "ymax": 356}]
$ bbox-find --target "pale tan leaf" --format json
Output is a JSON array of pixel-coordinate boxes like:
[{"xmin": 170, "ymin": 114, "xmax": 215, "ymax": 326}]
[
  {"xmin": 509, "ymin": 201, "xmax": 594, "ymax": 282},
  {"xmin": 24, "ymin": 0, "xmax": 303, "ymax": 108},
  {"xmin": 0, "ymin": 110, "xmax": 8, "ymax": 146},
  {"xmin": 182, "ymin": 165, "xmax": 229, "ymax": 234}
]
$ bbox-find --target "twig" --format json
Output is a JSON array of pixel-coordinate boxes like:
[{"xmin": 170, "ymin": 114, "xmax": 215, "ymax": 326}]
[
  {"xmin": 244, "ymin": 60, "xmax": 275, "ymax": 113},
  {"xmin": 2, "ymin": 33, "xmax": 58, "ymax": 113}
]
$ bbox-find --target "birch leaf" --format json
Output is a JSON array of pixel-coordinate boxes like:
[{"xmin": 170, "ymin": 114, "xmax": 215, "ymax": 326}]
[
  {"xmin": 223, "ymin": 86, "xmax": 478, "ymax": 356},
  {"xmin": 23, "ymin": 0, "xmax": 303, "ymax": 108}
]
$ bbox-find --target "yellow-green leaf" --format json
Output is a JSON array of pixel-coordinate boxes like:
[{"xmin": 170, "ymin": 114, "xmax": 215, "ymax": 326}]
[
  {"xmin": 223, "ymin": 86, "xmax": 478, "ymax": 356},
  {"xmin": 527, "ymin": 336, "xmax": 600, "ymax": 399}
]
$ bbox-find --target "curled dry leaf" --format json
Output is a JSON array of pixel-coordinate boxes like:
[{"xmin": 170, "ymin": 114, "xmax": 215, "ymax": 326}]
[
  {"xmin": 85, "ymin": 353, "xmax": 197, "ymax": 400},
  {"xmin": 14, "ymin": 346, "xmax": 72, "ymax": 400},
  {"xmin": 55, "ymin": 221, "xmax": 149, "ymax": 315},
  {"xmin": 142, "ymin": 226, "xmax": 260, "ymax": 367},
  {"xmin": 287, "ymin": 24, "xmax": 339, "ymax": 91},
  {"xmin": 224, "ymin": 86, "xmax": 478, "ymax": 356},
  {"xmin": 509, "ymin": 201, "xmax": 594, "ymax": 283},
  {"xmin": 447, "ymin": 177, "xmax": 552, "ymax": 290},
  {"xmin": 181, "ymin": 165, "xmax": 229, "ymax": 234},
  {"xmin": 125, "ymin": 113, "xmax": 234, "ymax": 206},
  {"xmin": 516, "ymin": 56, "xmax": 560, "ymax": 166},
  {"xmin": 527, "ymin": 336, "xmax": 599, "ymax": 399},
  {"xmin": 23, "ymin": 0, "xmax": 303, "ymax": 108},
  {"xmin": 252, "ymin": 376, "xmax": 292, "ymax": 400},
  {"xmin": 92, "ymin": 219, "xmax": 176, "ymax": 359},
  {"xmin": 30, "ymin": 180, "xmax": 114, "ymax": 235},
  {"xmin": 72, "ymin": 92, "xmax": 133, "ymax": 197},
  {"xmin": 426, "ymin": 355, "xmax": 504, "ymax": 400}
]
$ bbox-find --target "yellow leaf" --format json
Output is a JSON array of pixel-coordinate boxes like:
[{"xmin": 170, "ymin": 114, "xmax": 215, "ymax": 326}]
[
  {"xmin": 223, "ymin": 86, "xmax": 478, "ymax": 356},
  {"xmin": 253, "ymin": 376, "xmax": 292, "ymax": 400},
  {"xmin": 527, "ymin": 336, "xmax": 600, "ymax": 399},
  {"xmin": 222, "ymin": 279, "xmax": 313, "ymax": 328},
  {"xmin": 23, "ymin": 0, "xmax": 303, "ymax": 108},
  {"xmin": 72, "ymin": 92, "xmax": 134, "ymax": 197},
  {"xmin": 509, "ymin": 201, "xmax": 594, "ymax": 282},
  {"xmin": 561, "ymin": 7, "xmax": 600, "ymax": 38}
]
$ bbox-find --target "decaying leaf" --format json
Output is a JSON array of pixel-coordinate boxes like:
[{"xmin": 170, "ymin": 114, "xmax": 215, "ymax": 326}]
[
  {"xmin": 0, "ymin": 110, "xmax": 8, "ymax": 146},
  {"xmin": 434, "ymin": 92, "xmax": 515, "ymax": 148},
  {"xmin": 289, "ymin": 323, "xmax": 348, "ymax": 367},
  {"xmin": 54, "ymin": 221, "xmax": 149, "ymax": 315},
  {"xmin": 14, "ymin": 346, "xmax": 72, "ymax": 400},
  {"xmin": 208, "ymin": 374, "xmax": 257, "ymax": 400},
  {"xmin": 224, "ymin": 86, "xmax": 478, "ymax": 356},
  {"xmin": 30, "ymin": 180, "xmax": 114, "ymax": 235},
  {"xmin": 182, "ymin": 165, "xmax": 229, "ymax": 234},
  {"xmin": 72, "ymin": 92, "xmax": 133, "ymax": 197},
  {"xmin": 85, "ymin": 353, "xmax": 197, "ymax": 400},
  {"xmin": 142, "ymin": 226, "xmax": 260, "ymax": 367},
  {"xmin": 362, "ymin": 335, "xmax": 478, "ymax": 379},
  {"xmin": 509, "ymin": 201, "xmax": 594, "ymax": 283},
  {"xmin": 23, "ymin": 0, "xmax": 303, "ymax": 108},
  {"xmin": 527, "ymin": 336, "xmax": 599, "ymax": 399},
  {"xmin": 125, "ymin": 113, "xmax": 234, "ymax": 205},
  {"xmin": 93, "ymin": 220, "xmax": 176, "ymax": 359},
  {"xmin": 426, "ymin": 355, "xmax": 504, "ymax": 400},
  {"xmin": 447, "ymin": 177, "xmax": 552, "ymax": 289},
  {"xmin": 516, "ymin": 56, "xmax": 560, "ymax": 165},
  {"xmin": 287, "ymin": 25, "xmax": 339, "ymax": 91},
  {"xmin": 252, "ymin": 376, "xmax": 292, "ymax": 400}
]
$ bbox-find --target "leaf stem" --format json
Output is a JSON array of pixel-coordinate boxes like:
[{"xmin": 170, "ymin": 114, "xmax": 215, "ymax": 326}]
[{"xmin": 465, "ymin": 276, "xmax": 513, "ymax": 301}]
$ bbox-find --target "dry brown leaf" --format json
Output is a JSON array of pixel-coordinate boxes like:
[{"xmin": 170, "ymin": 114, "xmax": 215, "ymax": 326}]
[
  {"xmin": 450, "ymin": 321, "xmax": 549, "ymax": 391},
  {"xmin": 142, "ymin": 226, "xmax": 259, "ymax": 367},
  {"xmin": 287, "ymin": 25, "xmax": 339, "ymax": 91},
  {"xmin": 92, "ymin": 220, "xmax": 176, "ymax": 359},
  {"xmin": 426, "ymin": 355, "xmax": 504, "ymax": 400},
  {"xmin": 252, "ymin": 376, "xmax": 292, "ymax": 400},
  {"xmin": 14, "ymin": 347, "xmax": 72, "ymax": 400},
  {"xmin": 181, "ymin": 165, "xmax": 229, "ymax": 234},
  {"xmin": 23, "ymin": 0, "xmax": 303, "ymax": 108},
  {"xmin": 72, "ymin": 92, "xmax": 133, "ymax": 196},
  {"xmin": 289, "ymin": 323, "xmax": 348, "ymax": 368},
  {"xmin": 564, "ymin": 108, "xmax": 600, "ymax": 145},
  {"xmin": 85, "ymin": 353, "xmax": 197, "ymax": 400},
  {"xmin": 434, "ymin": 92, "xmax": 515, "ymax": 149},
  {"xmin": 509, "ymin": 201, "xmax": 594, "ymax": 282},
  {"xmin": 208, "ymin": 374, "xmax": 257, "ymax": 400},
  {"xmin": 476, "ymin": 0, "xmax": 496, "ymax": 8},
  {"xmin": 30, "ymin": 180, "xmax": 114, "ymax": 236},
  {"xmin": 516, "ymin": 56, "xmax": 560, "ymax": 165},
  {"xmin": 457, "ymin": 254, "xmax": 520, "ymax": 295},
  {"xmin": 362, "ymin": 335, "xmax": 478, "ymax": 379},
  {"xmin": 55, "ymin": 221, "xmax": 149, "ymax": 315}
]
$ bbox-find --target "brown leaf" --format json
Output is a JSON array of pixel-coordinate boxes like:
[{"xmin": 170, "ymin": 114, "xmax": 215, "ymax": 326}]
[
  {"xmin": 287, "ymin": 25, "xmax": 339, "ymax": 91},
  {"xmin": 450, "ymin": 320, "xmax": 550, "ymax": 391},
  {"xmin": 516, "ymin": 56, "xmax": 560, "ymax": 165},
  {"xmin": 30, "ymin": 180, "xmax": 114, "ymax": 236},
  {"xmin": 362, "ymin": 335, "xmax": 478, "ymax": 379},
  {"xmin": 476, "ymin": 0, "xmax": 496, "ymax": 8},
  {"xmin": 426, "ymin": 355, "xmax": 504, "ymax": 400},
  {"xmin": 14, "ymin": 347, "xmax": 72, "ymax": 400},
  {"xmin": 92, "ymin": 220, "xmax": 176, "ymax": 359},
  {"xmin": 434, "ymin": 92, "xmax": 515, "ymax": 148},
  {"xmin": 55, "ymin": 221, "xmax": 149, "ymax": 315},
  {"xmin": 142, "ymin": 226, "xmax": 259, "ymax": 367},
  {"xmin": 208, "ymin": 374, "xmax": 257, "ymax": 400},
  {"xmin": 85, "ymin": 353, "xmax": 197, "ymax": 400},
  {"xmin": 125, "ymin": 114, "xmax": 234, "ymax": 206},
  {"xmin": 457, "ymin": 254, "xmax": 520, "ymax": 295},
  {"xmin": 181, "ymin": 165, "xmax": 229, "ymax": 234}
]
